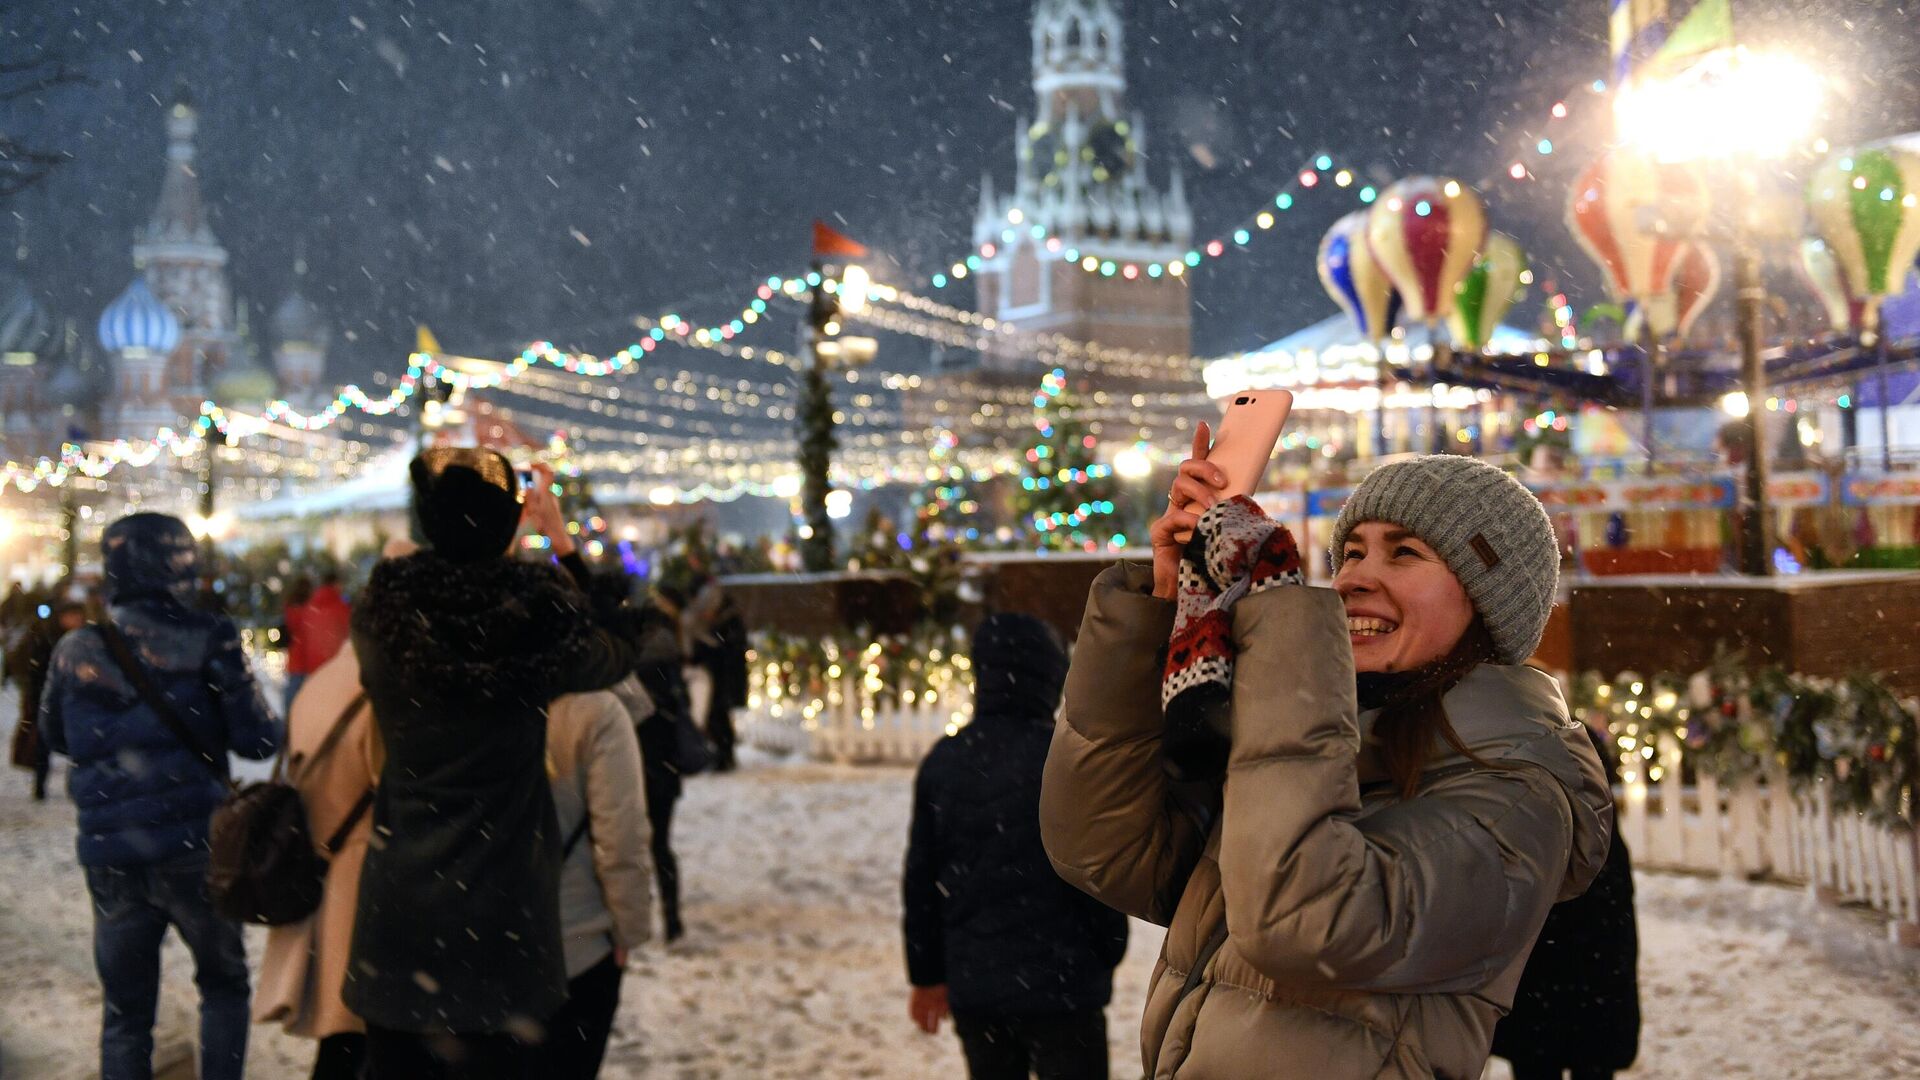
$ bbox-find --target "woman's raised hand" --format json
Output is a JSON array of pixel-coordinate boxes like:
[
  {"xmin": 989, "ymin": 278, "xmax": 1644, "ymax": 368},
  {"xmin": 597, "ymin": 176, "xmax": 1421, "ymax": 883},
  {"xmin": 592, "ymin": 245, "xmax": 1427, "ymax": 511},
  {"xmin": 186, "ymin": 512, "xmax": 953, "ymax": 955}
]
[{"xmin": 1150, "ymin": 423, "xmax": 1226, "ymax": 600}]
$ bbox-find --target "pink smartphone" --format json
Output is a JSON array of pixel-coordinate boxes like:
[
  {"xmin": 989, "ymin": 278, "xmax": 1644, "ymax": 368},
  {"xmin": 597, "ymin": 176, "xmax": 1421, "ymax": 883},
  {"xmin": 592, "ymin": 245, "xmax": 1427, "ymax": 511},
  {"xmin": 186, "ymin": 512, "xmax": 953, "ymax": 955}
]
[{"xmin": 1175, "ymin": 389, "xmax": 1294, "ymax": 540}]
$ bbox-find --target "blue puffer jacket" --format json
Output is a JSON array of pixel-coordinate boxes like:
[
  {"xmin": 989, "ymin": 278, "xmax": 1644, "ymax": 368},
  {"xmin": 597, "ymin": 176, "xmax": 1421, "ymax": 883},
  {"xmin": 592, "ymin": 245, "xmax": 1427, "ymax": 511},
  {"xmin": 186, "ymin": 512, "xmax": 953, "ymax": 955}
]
[{"xmin": 40, "ymin": 513, "xmax": 279, "ymax": 867}]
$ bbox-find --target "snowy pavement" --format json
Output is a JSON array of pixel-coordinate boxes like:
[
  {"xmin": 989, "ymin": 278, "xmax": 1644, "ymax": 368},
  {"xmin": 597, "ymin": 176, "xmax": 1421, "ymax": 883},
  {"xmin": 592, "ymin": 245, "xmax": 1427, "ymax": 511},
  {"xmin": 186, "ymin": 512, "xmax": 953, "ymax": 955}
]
[{"xmin": 3, "ymin": 696, "xmax": 1919, "ymax": 1077}]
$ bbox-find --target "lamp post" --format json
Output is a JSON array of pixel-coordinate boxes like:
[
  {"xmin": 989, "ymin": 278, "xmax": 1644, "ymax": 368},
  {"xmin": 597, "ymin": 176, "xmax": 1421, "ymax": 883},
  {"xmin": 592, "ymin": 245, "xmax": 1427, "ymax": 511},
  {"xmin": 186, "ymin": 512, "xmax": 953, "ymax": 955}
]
[{"xmin": 1612, "ymin": 46, "xmax": 1825, "ymax": 576}]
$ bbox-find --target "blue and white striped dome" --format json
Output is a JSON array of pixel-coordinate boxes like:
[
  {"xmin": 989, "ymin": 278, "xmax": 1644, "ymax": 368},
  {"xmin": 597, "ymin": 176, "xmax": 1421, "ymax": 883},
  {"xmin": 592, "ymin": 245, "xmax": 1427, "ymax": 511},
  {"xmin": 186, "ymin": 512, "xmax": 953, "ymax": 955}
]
[{"xmin": 98, "ymin": 276, "xmax": 181, "ymax": 354}]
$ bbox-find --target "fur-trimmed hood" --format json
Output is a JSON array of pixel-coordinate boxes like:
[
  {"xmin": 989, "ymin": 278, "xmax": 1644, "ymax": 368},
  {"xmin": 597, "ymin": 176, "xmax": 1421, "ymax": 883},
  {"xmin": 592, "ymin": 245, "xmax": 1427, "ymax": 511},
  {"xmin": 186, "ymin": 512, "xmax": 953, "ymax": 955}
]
[{"xmin": 352, "ymin": 551, "xmax": 602, "ymax": 705}]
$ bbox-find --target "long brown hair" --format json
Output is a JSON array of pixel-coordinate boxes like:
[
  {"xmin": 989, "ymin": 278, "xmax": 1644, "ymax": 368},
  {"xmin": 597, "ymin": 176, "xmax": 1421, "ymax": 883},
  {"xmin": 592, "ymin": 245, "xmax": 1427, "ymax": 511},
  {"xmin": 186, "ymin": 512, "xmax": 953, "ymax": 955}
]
[{"xmin": 1368, "ymin": 618, "xmax": 1507, "ymax": 800}]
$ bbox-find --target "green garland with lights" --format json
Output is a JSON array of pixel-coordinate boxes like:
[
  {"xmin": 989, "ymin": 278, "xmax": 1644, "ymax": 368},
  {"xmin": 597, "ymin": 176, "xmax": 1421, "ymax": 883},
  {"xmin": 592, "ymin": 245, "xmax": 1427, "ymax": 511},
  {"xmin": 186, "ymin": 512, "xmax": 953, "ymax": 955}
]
[{"xmin": 1572, "ymin": 653, "xmax": 1918, "ymax": 830}]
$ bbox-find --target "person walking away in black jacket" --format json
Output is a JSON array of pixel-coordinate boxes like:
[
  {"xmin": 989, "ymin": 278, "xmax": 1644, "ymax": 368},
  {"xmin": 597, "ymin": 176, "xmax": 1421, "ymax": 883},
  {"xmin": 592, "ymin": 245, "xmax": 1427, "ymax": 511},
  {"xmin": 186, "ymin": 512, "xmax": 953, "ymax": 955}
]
[
  {"xmin": 903, "ymin": 613, "xmax": 1128, "ymax": 1080},
  {"xmin": 39, "ymin": 513, "xmax": 280, "ymax": 1080},
  {"xmin": 628, "ymin": 582, "xmax": 696, "ymax": 942},
  {"xmin": 687, "ymin": 575, "xmax": 748, "ymax": 772},
  {"xmin": 344, "ymin": 452, "xmax": 639, "ymax": 1079},
  {"xmin": 1491, "ymin": 723, "xmax": 1641, "ymax": 1080},
  {"xmin": 9, "ymin": 598, "xmax": 86, "ymax": 800}
]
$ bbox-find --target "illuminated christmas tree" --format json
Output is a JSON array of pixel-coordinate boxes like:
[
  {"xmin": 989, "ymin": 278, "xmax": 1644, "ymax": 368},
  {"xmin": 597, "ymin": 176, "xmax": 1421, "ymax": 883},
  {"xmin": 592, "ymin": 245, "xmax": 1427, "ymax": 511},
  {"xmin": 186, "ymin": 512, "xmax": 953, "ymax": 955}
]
[{"xmin": 1017, "ymin": 369, "xmax": 1120, "ymax": 551}]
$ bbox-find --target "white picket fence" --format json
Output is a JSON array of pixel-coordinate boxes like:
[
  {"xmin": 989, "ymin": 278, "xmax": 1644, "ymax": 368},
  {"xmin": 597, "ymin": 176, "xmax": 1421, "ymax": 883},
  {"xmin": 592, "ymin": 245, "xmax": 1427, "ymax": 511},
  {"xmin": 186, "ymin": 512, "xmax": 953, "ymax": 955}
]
[
  {"xmin": 735, "ymin": 665, "xmax": 974, "ymax": 766},
  {"xmin": 733, "ymin": 658, "xmax": 1919, "ymax": 943},
  {"xmin": 1619, "ymin": 727, "xmax": 1920, "ymax": 945}
]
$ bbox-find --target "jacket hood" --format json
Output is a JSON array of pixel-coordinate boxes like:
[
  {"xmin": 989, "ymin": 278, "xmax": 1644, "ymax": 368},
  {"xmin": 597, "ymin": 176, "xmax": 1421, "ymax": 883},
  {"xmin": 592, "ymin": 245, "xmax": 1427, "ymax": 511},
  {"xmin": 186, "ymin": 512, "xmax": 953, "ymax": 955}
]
[
  {"xmin": 103, "ymin": 513, "xmax": 199, "ymax": 604},
  {"xmin": 972, "ymin": 612, "xmax": 1069, "ymax": 722},
  {"xmin": 1361, "ymin": 663, "xmax": 1614, "ymax": 903}
]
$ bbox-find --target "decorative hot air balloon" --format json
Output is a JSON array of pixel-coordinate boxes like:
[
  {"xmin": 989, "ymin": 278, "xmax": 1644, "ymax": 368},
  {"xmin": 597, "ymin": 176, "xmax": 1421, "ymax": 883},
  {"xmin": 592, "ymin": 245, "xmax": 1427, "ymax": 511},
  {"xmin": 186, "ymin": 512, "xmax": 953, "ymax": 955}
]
[
  {"xmin": 1797, "ymin": 236, "xmax": 1865, "ymax": 335},
  {"xmin": 1629, "ymin": 241, "xmax": 1721, "ymax": 341},
  {"xmin": 1365, "ymin": 176, "xmax": 1487, "ymax": 324},
  {"xmin": 1318, "ymin": 211, "xmax": 1399, "ymax": 341},
  {"xmin": 1806, "ymin": 146, "xmax": 1920, "ymax": 326},
  {"xmin": 1566, "ymin": 151, "xmax": 1711, "ymax": 301},
  {"xmin": 1448, "ymin": 232, "xmax": 1528, "ymax": 351}
]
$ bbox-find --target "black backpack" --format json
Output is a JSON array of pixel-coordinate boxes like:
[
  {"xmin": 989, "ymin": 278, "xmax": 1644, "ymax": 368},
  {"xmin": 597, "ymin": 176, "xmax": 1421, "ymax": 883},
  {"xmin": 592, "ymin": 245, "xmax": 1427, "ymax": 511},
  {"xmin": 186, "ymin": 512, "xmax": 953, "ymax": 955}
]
[{"xmin": 95, "ymin": 622, "xmax": 373, "ymax": 926}]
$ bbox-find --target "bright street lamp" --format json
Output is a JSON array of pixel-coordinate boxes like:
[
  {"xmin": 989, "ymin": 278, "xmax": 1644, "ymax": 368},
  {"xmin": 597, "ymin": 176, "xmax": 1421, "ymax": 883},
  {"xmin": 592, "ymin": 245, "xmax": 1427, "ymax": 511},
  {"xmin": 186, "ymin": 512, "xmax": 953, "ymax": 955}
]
[
  {"xmin": 1112, "ymin": 446, "xmax": 1153, "ymax": 480},
  {"xmin": 1613, "ymin": 48, "xmax": 1824, "ymax": 164},
  {"xmin": 1614, "ymin": 46, "xmax": 1826, "ymax": 576}
]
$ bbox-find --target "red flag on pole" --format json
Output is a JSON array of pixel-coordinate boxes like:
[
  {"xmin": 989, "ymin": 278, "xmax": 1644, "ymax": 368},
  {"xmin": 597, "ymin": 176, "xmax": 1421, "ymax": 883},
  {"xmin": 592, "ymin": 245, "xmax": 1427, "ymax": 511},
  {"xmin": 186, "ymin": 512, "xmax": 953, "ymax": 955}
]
[{"xmin": 812, "ymin": 220, "xmax": 869, "ymax": 259}]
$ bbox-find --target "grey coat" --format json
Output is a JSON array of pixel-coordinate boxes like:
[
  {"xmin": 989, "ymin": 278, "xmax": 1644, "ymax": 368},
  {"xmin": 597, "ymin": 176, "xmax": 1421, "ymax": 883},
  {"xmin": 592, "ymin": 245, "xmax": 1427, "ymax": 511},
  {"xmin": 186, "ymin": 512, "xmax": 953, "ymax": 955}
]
[
  {"xmin": 1040, "ymin": 563, "xmax": 1613, "ymax": 1079},
  {"xmin": 548, "ymin": 685, "xmax": 655, "ymax": 977}
]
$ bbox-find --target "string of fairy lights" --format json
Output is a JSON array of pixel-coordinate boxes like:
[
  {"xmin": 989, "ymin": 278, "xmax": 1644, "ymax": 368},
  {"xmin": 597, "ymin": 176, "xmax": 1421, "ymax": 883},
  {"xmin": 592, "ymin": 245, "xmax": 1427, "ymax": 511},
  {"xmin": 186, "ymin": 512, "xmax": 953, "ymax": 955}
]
[
  {"xmin": 925, "ymin": 75, "xmax": 1599, "ymax": 292},
  {"xmin": 0, "ymin": 75, "xmax": 1712, "ymax": 511}
]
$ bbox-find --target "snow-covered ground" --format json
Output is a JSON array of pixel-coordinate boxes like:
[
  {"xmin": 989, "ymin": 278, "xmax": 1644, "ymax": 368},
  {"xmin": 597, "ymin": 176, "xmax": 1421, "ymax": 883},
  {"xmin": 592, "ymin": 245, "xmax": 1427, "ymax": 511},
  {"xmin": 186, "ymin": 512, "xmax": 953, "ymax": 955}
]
[{"xmin": 3, "ymin": 687, "xmax": 1918, "ymax": 1078}]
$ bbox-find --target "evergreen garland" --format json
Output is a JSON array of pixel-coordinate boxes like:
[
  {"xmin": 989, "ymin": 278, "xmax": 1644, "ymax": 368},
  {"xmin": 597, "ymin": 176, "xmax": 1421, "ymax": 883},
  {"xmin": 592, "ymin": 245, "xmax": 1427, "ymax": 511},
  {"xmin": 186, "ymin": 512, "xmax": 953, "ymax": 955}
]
[{"xmin": 797, "ymin": 362, "xmax": 838, "ymax": 571}]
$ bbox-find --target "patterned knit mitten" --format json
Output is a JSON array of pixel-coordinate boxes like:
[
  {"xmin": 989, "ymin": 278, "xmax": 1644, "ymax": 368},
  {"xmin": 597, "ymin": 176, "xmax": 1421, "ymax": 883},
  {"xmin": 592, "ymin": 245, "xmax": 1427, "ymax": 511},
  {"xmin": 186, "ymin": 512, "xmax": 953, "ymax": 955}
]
[{"xmin": 1159, "ymin": 496, "xmax": 1303, "ymax": 781}]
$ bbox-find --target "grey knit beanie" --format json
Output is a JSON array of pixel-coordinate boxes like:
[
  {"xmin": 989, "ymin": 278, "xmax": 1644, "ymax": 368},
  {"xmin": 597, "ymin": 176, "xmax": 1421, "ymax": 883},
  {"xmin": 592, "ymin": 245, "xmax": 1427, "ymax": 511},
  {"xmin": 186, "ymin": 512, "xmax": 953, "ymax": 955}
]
[{"xmin": 1331, "ymin": 456, "xmax": 1558, "ymax": 665}]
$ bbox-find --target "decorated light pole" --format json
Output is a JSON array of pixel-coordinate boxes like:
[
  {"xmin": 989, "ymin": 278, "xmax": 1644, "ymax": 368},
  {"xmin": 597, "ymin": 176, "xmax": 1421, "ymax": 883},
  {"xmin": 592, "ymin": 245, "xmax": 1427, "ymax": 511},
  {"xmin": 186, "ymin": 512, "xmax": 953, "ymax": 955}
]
[
  {"xmin": 1608, "ymin": 41, "xmax": 1825, "ymax": 575},
  {"xmin": 798, "ymin": 222, "xmax": 875, "ymax": 572}
]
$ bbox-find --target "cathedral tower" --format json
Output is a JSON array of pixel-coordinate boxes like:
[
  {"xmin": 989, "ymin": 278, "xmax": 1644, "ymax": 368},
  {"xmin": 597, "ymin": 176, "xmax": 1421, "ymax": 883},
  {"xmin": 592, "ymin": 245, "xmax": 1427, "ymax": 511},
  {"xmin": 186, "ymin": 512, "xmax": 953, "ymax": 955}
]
[{"xmin": 132, "ymin": 88, "xmax": 231, "ymax": 406}]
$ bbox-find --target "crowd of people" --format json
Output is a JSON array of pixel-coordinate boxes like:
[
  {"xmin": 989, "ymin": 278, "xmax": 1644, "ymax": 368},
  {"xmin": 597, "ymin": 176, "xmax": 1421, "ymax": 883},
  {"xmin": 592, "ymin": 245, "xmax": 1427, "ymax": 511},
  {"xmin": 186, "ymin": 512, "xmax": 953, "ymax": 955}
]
[{"xmin": 3, "ymin": 444, "xmax": 1643, "ymax": 1080}]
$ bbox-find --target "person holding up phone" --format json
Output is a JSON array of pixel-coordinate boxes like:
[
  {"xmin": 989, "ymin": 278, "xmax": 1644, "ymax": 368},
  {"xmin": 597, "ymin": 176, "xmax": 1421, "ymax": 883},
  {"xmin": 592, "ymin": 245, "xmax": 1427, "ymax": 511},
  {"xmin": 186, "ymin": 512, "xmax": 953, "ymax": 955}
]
[{"xmin": 1039, "ymin": 425, "xmax": 1615, "ymax": 1079}]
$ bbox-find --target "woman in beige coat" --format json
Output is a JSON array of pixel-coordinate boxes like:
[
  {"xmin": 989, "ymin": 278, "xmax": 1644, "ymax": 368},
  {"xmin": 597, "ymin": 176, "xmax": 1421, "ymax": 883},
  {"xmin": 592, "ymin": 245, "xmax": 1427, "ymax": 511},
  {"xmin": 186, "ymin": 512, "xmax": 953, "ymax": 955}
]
[
  {"xmin": 1041, "ymin": 451, "xmax": 1614, "ymax": 1080},
  {"xmin": 253, "ymin": 637, "xmax": 380, "ymax": 1078}
]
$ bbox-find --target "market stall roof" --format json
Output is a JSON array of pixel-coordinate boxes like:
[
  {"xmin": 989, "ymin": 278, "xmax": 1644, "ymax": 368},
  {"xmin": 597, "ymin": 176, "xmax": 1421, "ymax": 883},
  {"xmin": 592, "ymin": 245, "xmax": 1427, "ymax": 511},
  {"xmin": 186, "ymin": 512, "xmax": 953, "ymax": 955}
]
[
  {"xmin": 1254, "ymin": 311, "xmax": 1544, "ymax": 357},
  {"xmin": 238, "ymin": 447, "xmax": 413, "ymax": 520}
]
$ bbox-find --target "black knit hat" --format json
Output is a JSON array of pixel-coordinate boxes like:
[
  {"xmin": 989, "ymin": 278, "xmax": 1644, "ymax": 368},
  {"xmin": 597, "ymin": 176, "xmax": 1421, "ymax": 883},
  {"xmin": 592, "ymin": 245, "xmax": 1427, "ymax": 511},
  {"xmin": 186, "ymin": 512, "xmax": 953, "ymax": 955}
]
[
  {"xmin": 971, "ymin": 612, "xmax": 1069, "ymax": 716},
  {"xmin": 409, "ymin": 448, "xmax": 523, "ymax": 563}
]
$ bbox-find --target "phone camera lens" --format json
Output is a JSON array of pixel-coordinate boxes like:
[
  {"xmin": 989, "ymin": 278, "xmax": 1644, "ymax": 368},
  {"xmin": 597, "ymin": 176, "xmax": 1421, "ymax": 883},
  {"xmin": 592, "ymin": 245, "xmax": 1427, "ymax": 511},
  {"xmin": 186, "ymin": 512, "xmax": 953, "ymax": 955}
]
[{"xmin": 1235, "ymin": 395, "xmax": 1250, "ymax": 404}]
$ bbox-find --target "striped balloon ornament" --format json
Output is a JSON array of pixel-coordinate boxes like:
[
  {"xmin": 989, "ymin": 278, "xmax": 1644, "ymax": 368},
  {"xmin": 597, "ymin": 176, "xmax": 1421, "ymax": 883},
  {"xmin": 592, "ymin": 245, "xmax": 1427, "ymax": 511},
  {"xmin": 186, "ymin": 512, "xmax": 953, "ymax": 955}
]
[
  {"xmin": 1796, "ymin": 236, "xmax": 1865, "ymax": 335},
  {"xmin": 1317, "ymin": 210, "xmax": 1399, "ymax": 341},
  {"xmin": 1566, "ymin": 150, "xmax": 1710, "ymax": 302},
  {"xmin": 1806, "ymin": 146, "xmax": 1920, "ymax": 325},
  {"xmin": 1448, "ymin": 232, "xmax": 1528, "ymax": 351},
  {"xmin": 1628, "ymin": 241, "xmax": 1720, "ymax": 341},
  {"xmin": 1364, "ymin": 176, "xmax": 1486, "ymax": 324}
]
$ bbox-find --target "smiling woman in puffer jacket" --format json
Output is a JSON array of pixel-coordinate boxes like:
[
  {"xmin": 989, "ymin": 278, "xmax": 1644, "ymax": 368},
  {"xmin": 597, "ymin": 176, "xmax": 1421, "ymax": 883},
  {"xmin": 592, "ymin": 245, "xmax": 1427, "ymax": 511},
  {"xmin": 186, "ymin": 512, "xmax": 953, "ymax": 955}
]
[{"xmin": 1040, "ymin": 448, "xmax": 1615, "ymax": 1080}]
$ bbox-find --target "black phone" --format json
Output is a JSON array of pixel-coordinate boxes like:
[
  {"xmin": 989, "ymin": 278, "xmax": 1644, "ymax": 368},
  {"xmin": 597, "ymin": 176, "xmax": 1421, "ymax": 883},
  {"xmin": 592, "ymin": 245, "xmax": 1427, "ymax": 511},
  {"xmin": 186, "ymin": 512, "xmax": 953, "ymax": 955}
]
[{"xmin": 515, "ymin": 467, "xmax": 535, "ymax": 492}]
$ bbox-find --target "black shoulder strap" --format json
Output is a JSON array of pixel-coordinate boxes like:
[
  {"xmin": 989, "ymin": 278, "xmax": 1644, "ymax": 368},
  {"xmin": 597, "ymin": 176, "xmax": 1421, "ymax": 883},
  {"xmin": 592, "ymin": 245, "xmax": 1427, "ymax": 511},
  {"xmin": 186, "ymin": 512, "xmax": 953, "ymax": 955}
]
[
  {"xmin": 561, "ymin": 813, "xmax": 591, "ymax": 860},
  {"xmin": 291, "ymin": 691, "xmax": 369, "ymax": 785},
  {"xmin": 96, "ymin": 622, "xmax": 226, "ymax": 781},
  {"xmin": 306, "ymin": 691, "xmax": 376, "ymax": 856},
  {"xmin": 323, "ymin": 787, "xmax": 376, "ymax": 855}
]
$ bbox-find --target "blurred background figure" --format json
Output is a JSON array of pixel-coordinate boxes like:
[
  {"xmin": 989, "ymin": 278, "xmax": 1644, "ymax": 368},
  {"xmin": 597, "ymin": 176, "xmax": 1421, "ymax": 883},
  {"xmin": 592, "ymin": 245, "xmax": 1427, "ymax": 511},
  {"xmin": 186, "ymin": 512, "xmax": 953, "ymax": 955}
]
[
  {"xmin": 627, "ymin": 581, "xmax": 704, "ymax": 943},
  {"xmin": 282, "ymin": 570, "xmax": 352, "ymax": 716},
  {"xmin": 686, "ymin": 574, "xmax": 748, "ymax": 773},
  {"xmin": 8, "ymin": 598, "xmax": 88, "ymax": 800}
]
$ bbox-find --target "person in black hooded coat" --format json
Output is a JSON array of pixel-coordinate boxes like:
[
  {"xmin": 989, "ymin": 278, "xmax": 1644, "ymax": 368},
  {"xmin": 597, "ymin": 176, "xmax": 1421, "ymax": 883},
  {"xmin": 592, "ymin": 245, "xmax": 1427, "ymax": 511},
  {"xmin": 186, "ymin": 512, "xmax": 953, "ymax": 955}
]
[
  {"xmin": 903, "ymin": 612, "xmax": 1128, "ymax": 1080},
  {"xmin": 1490, "ymin": 723, "xmax": 1641, "ymax": 1080},
  {"xmin": 344, "ymin": 453, "xmax": 637, "ymax": 1078}
]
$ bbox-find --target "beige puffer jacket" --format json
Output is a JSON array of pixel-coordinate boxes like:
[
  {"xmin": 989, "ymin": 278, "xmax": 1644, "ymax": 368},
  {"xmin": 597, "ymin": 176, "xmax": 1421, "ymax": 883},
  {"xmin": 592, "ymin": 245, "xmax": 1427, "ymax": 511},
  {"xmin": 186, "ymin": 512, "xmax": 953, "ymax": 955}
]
[{"xmin": 1040, "ymin": 564, "xmax": 1613, "ymax": 1080}]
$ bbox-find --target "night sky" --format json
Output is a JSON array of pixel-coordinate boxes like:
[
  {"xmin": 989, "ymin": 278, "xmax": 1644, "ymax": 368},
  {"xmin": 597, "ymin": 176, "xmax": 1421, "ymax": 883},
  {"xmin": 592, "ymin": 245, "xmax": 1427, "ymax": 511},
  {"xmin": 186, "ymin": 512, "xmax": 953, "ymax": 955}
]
[{"xmin": 5, "ymin": 0, "xmax": 1916, "ymax": 387}]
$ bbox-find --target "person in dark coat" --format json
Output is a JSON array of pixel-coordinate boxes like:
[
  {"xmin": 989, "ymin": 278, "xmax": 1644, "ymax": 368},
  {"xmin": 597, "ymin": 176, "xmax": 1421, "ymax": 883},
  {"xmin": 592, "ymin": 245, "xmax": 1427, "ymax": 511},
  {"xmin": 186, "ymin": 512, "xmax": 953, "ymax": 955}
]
[
  {"xmin": 903, "ymin": 612, "xmax": 1129, "ymax": 1080},
  {"xmin": 1491, "ymin": 723, "xmax": 1641, "ymax": 1080},
  {"xmin": 687, "ymin": 576, "xmax": 748, "ymax": 772},
  {"xmin": 628, "ymin": 581, "xmax": 697, "ymax": 942},
  {"xmin": 8, "ymin": 598, "xmax": 86, "ymax": 800},
  {"xmin": 344, "ymin": 451, "xmax": 638, "ymax": 1079},
  {"xmin": 40, "ymin": 512, "xmax": 280, "ymax": 1080}
]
